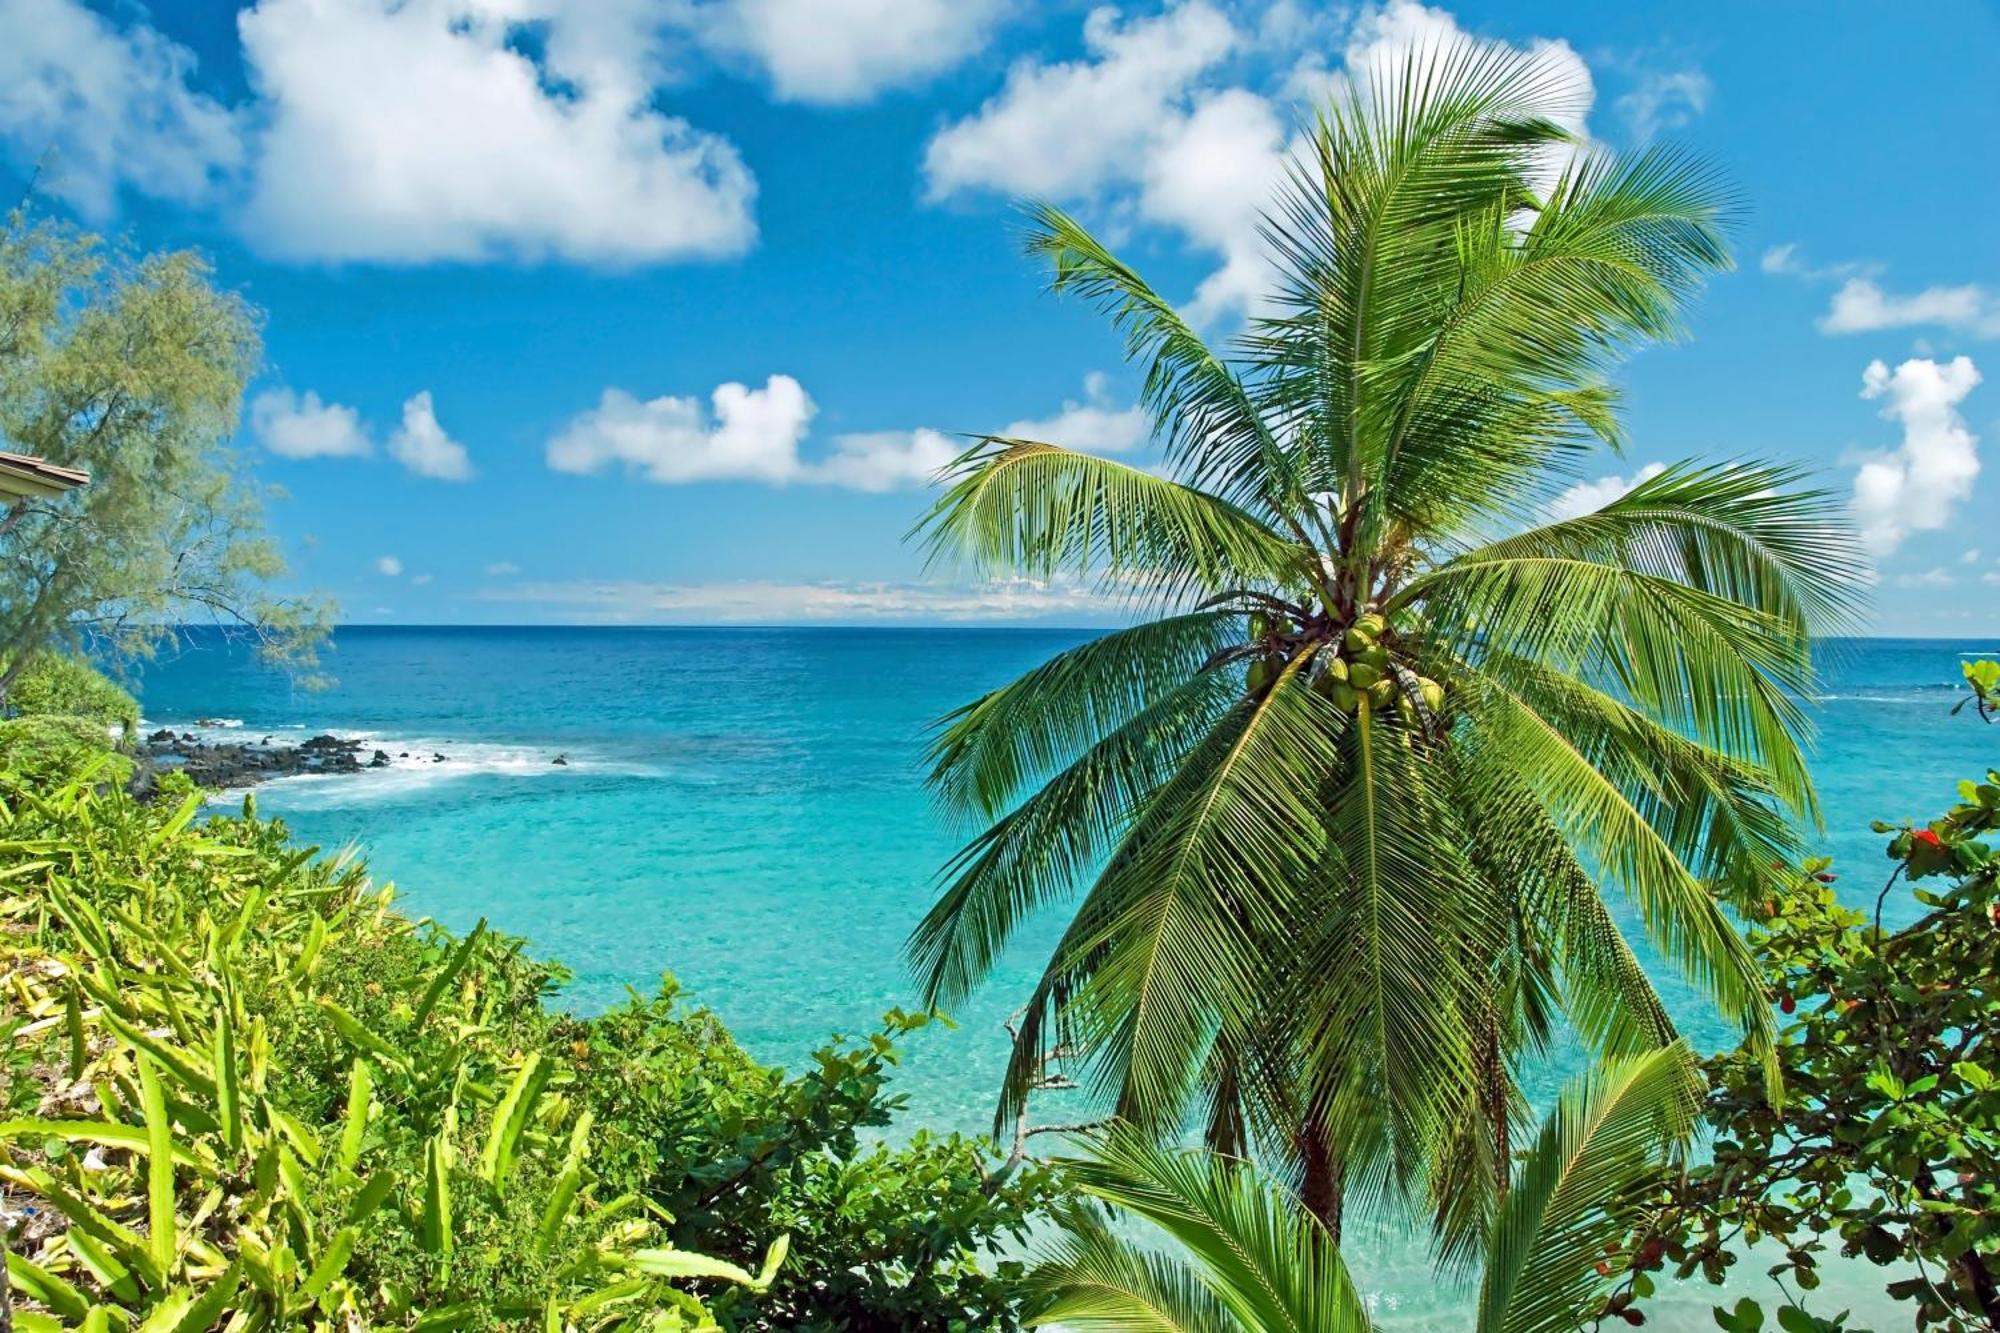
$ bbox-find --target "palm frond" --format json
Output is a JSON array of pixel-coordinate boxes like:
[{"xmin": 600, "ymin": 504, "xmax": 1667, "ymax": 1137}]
[
  {"xmin": 1451, "ymin": 662, "xmax": 1774, "ymax": 1063},
  {"xmin": 911, "ymin": 664, "xmax": 1241, "ymax": 1011},
  {"xmin": 1027, "ymin": 1203, "xmax": 1242, "ymax": 1333},
  {"xmin": 1005, "ymin": 654, "xmax": 1343, "ymax": 1136},
  {"xmin": 926, "ymin": 611, "xmax": 1242, "ymax": 825},
  {"xmin": 1046, "ymin": 1126, "xmax": 1375, "ymax": 1333},
  {"xmin": 915, "ymin": 438, "xmax": 1304, "ymax": 602},
  {"xmin": 1476, "ymin": 1043, "xmax": 1701, "ymax": 1333},
  {"xmin": 1023, "ymin": 205, "xmax": 1308, "ymax": 517}
]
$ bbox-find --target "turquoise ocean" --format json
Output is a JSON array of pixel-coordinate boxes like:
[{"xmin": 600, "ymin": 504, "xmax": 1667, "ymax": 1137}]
[{"xmin": 132, "ymin": 628, "xmax": 1997, "ymax": 1328}]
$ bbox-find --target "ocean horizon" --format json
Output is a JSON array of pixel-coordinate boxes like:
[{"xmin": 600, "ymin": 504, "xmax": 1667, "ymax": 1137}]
[{"xmin": 129, "ymin": 625, "xmax": 1995, "ymax": 1329}]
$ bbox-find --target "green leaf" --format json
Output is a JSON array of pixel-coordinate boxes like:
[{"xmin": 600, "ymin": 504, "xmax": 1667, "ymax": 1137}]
[
  {"xmin": 1715, "ymin": 1297, "xmax": 1765, "ymax": 1332},
  {"xmin": 479, "ymin": 1050, "xmax": 550, "ymax": 1193},
  {"xmin": 136, "ymin": 1052, "xmax": 179, "ymax": 1277},
  {"xmin": 6, "ymin": 1251, "xmax": 92, "ymax": 1322},
  {"xmin": 411, "ymin": 918, "xmax": 487, "ymax": 1031},
  {"xmin": 623, "ymin": 1248, "xmax": 761, "ymax": 1286},
  {"xmin": 338, "ymin": 1056, "xmax": 374, "ymax": 1171},
  {"xmin": 420, "ymin": 1130, "xmax": 453, "ymax": 1258}
]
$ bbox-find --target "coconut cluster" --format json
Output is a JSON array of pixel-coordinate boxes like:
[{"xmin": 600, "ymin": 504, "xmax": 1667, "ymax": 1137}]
[{"xmin": 1310, "ymin": 613, "xmax": 1445, "ymax": 723}]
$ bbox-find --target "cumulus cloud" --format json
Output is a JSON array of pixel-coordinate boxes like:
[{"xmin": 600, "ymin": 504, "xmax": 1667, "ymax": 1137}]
[
  {"xmin": 924, "ymin": 0, "xmax": 1595, "ymax": 322},
  {"xmin": 546, "ymin": 376, "xmax": 816, "ymax": 485},
  {"xmin": 235, "ymin": 0, "xmax": 756, "ymax": 264},
  {"xmin": 924, "ymin": 3, "xmax": 1237, "ymax": 201},
  {"xmin": 813, "ymin": 428, "xmax": 962, "ymax": 492},
  {"xmin": 0, "ymin": 0, "xmax": 758, "ymax": 266},
  {"xmin": 1820, "ymin": 278, "xmax": 2000, "ymax": 338},
  {"xmin": 1850, "ymin": 356, "xmax": 1982, "ymax": 555},
  {"xmin": 484, "ymin": 561, "xmax": 522, "ymax": 577},
  {"xmin": 248, "ymin": 387, "xmax": 373, "ymax": 460},
  {"xmin": 482, "ymin": 575, "xmax": 1121, "ymax": 623},
  {"xmin": 1893, "ymin": 567, "xmax": 1955, "ymax": 588},
  {"xmin": 1614, "ymin": 67, "xmax": 1710, "ymax": 141},
  {"xmin": 388, "ymin": 391, "xmax": 474, "ymax": 481},
  {"xmin": 1002, "ymin": 373, "xmax": 1151, "ymax": 452},
  {"xmin": 547, "ymin": 374, "xmax": 1147, "ymax": 491},
  {"xmin": 0, "ymin": 0, "xmax": 244, "ymax": 219},
  {"xmin": 691, "ymin": 0, "xmax": 1007, "ymax": 103},
  {"xmin": 1545, "ymin": 462, "xmax": 1667, "ymax": 521},
  {"xmin": 375, "ymin": 555, "xmax": 403, "ymax": 577}
]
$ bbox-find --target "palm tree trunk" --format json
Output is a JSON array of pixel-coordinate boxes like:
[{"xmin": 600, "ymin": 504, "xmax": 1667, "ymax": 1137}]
[{"xmin": 1298, "ymin": 1113, "xmax": 1346, "ymax": 1241}]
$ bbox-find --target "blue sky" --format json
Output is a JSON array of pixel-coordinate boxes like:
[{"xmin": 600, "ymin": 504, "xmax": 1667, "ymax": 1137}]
[{"xmin": 2, "ymin": 0, "xmax": 1996, "ymax": 632}]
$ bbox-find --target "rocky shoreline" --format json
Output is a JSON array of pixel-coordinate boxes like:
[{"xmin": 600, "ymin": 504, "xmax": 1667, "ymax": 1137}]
[{"xmin": 136, "ymin": 728, "xmax": 450, "ymax": 796}]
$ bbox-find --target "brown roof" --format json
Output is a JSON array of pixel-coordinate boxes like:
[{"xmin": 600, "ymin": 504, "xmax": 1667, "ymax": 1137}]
[{"xmin": 0, "ymin": 452, "xmax": 89, "ymax": 498}]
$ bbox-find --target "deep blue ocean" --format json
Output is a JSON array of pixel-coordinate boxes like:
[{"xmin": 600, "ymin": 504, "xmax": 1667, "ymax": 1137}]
[{"xmin": 131, "ymin": 628, "xmax": 1997, "ymax": 1328}]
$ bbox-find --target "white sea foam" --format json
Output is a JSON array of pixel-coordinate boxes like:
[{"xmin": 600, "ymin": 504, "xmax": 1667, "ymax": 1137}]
[{"xmin": 143, "ymin": 719, "xmax": 656, "ymax": 809}]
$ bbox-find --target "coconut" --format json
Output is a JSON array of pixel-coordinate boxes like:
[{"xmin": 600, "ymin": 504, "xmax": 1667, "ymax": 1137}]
[
  {"xmin": 1347, "ymin": 662, "xmax": 1381, "ymax": 689},
  {"xmin": 1419, "ymin": 678, "xmax": 1445, "ymax": 712}
]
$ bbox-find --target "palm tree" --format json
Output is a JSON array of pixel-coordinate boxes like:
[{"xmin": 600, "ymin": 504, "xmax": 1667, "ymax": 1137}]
[
  {"xmin": 908, "ymin": 40, "xmax": 1861, "ymax": 1237},
  {"xmin": 1027, "ymin": 1044, "xmax": 1699, "ymax": 1333}
]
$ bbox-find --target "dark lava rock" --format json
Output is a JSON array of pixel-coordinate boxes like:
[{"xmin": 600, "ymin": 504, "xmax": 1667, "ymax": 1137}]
[
  {"xmin": 136, "ymin": 727, "xmax": 374, "ymax": 797},
  {"xmin": 552, "ymin": 753, "xmax": 568, "ymax": 766}
]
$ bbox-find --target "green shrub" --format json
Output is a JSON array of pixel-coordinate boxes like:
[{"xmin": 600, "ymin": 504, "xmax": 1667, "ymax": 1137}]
[
  {"xmin": 0, "ymin": 780, "xmax": 783, "ymax": 1330},
  {"xmin": 0, "ymin": 713, "xmax": 130, "ymax": 785},
  {"xmin": 0, "ymin": 775, "xmax": 1066, "ymax": 1331},
  {"xmin": 571, "ymin": 989, "xmax": 1064, "ymax": 1331},
  {"xmin": 5, "ymin": 655, "xmax": 140, "ymax": 736}
]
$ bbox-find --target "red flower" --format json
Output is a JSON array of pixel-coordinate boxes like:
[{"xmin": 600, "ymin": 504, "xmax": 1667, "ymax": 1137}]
[{"xmin": 1912, "ymin": 828, "xmax": 1943, "ymax": 849}]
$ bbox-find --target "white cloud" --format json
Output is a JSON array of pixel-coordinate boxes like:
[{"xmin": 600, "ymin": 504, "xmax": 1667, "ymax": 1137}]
[
  {"xmin": 1893, "ymin": 567, "xmax": 1955, "ymax": 588},
  {"xmin": 388, "ymin": 391, "xmax": 474, "ymax": 481},
  {"xmin": 1614, "ymin": 67, "xmax": 1710, "ymax": 141},
  {"xmin": 1983, "ymin": 571, "xmax": 2000, "ymax": 587},
  {"xmin": 1545, "ymin": 462, "xmax": 1667, "ymax": 521},
  {"xmin": 1962, "ymin": 548, "xmax": 1983, "ymax": 564},
  {"xmin": 1138, "ymin": 89, "xmax": 1292, "ymax": 324},
  {"xmin": 484, "ymin": 561, "xmax": 522, "ymax": 577},
  {"xmin": 1819, "ymin": 278, "xmax": 2000, "ymax": 338},
  {"xmin": 376, "ymin": 555, "xmax": 403, "ymax": 577},
  {"xmin": 0, "ymin": 0, "xmax": 244, "ymax": 219},
  {"xmin": 248, "ymin": 387, "xmax": 373, "ymax": 460},
  {"xmin": 234, "ymin": 0, "xmax": 757, "ymax": 265},
  {"xmin": 547, "ymin": 376, "xmax": 815, "ymax": 485},
  {"xmin": 0, "ymin": 0, "xmax": 759, "ymax": 266},
  {"xmin": 924, "ymin": 3, "xmax": 1237, "ymax": 202},
  {"xmin": 410, "ymin": 573, "xmax": 434, "ymax": 586},
  {"xmin": 692, "ymin": 0, "xmax": 1007, "ymax": 103},
  {"xmin": 1850, "ymin": 356, "xmax": 1982, "ymax": 555},
  {"xmin": 813, "ymin": 428, "xmax": 962, "ymax": 492},
  {"xmin": 923, "ymin": 0, "xmax": 1596, "ymax": 322},
  {"xmin": 548, "ymin": 374, "xmax": 1147, "ymax": 491},
  {"xmin": 1002, "ymin": 373, "xmax": 1151, "ymax": 452},
  {"xmin": 483, "ymin": 575, "xmax": 1121, "ymax": 623}
]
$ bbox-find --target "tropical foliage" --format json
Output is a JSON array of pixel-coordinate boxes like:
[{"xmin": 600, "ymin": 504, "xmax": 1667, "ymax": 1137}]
[
  {"xmin": 1632, "ymin": 670, "xmax": 2000, "ymax": 1332},
  {"xmin": 1028, "ymin": 1043, "xmax": 1700, "ymax": 1331},
  {"xmin": 909, "ymin": 38, "xmax": 1861, "ymax": 1236},
  {"xmin": 0, "ymin": 657, "xmax": 138, "ymax": 786},
  {"xmin": 3, "ymin": 657, "xmax": 138, "ymax": 738},
  {"xmin": 0, "ymin": 770, "xmax": 1065, "ymax": 1331}
]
